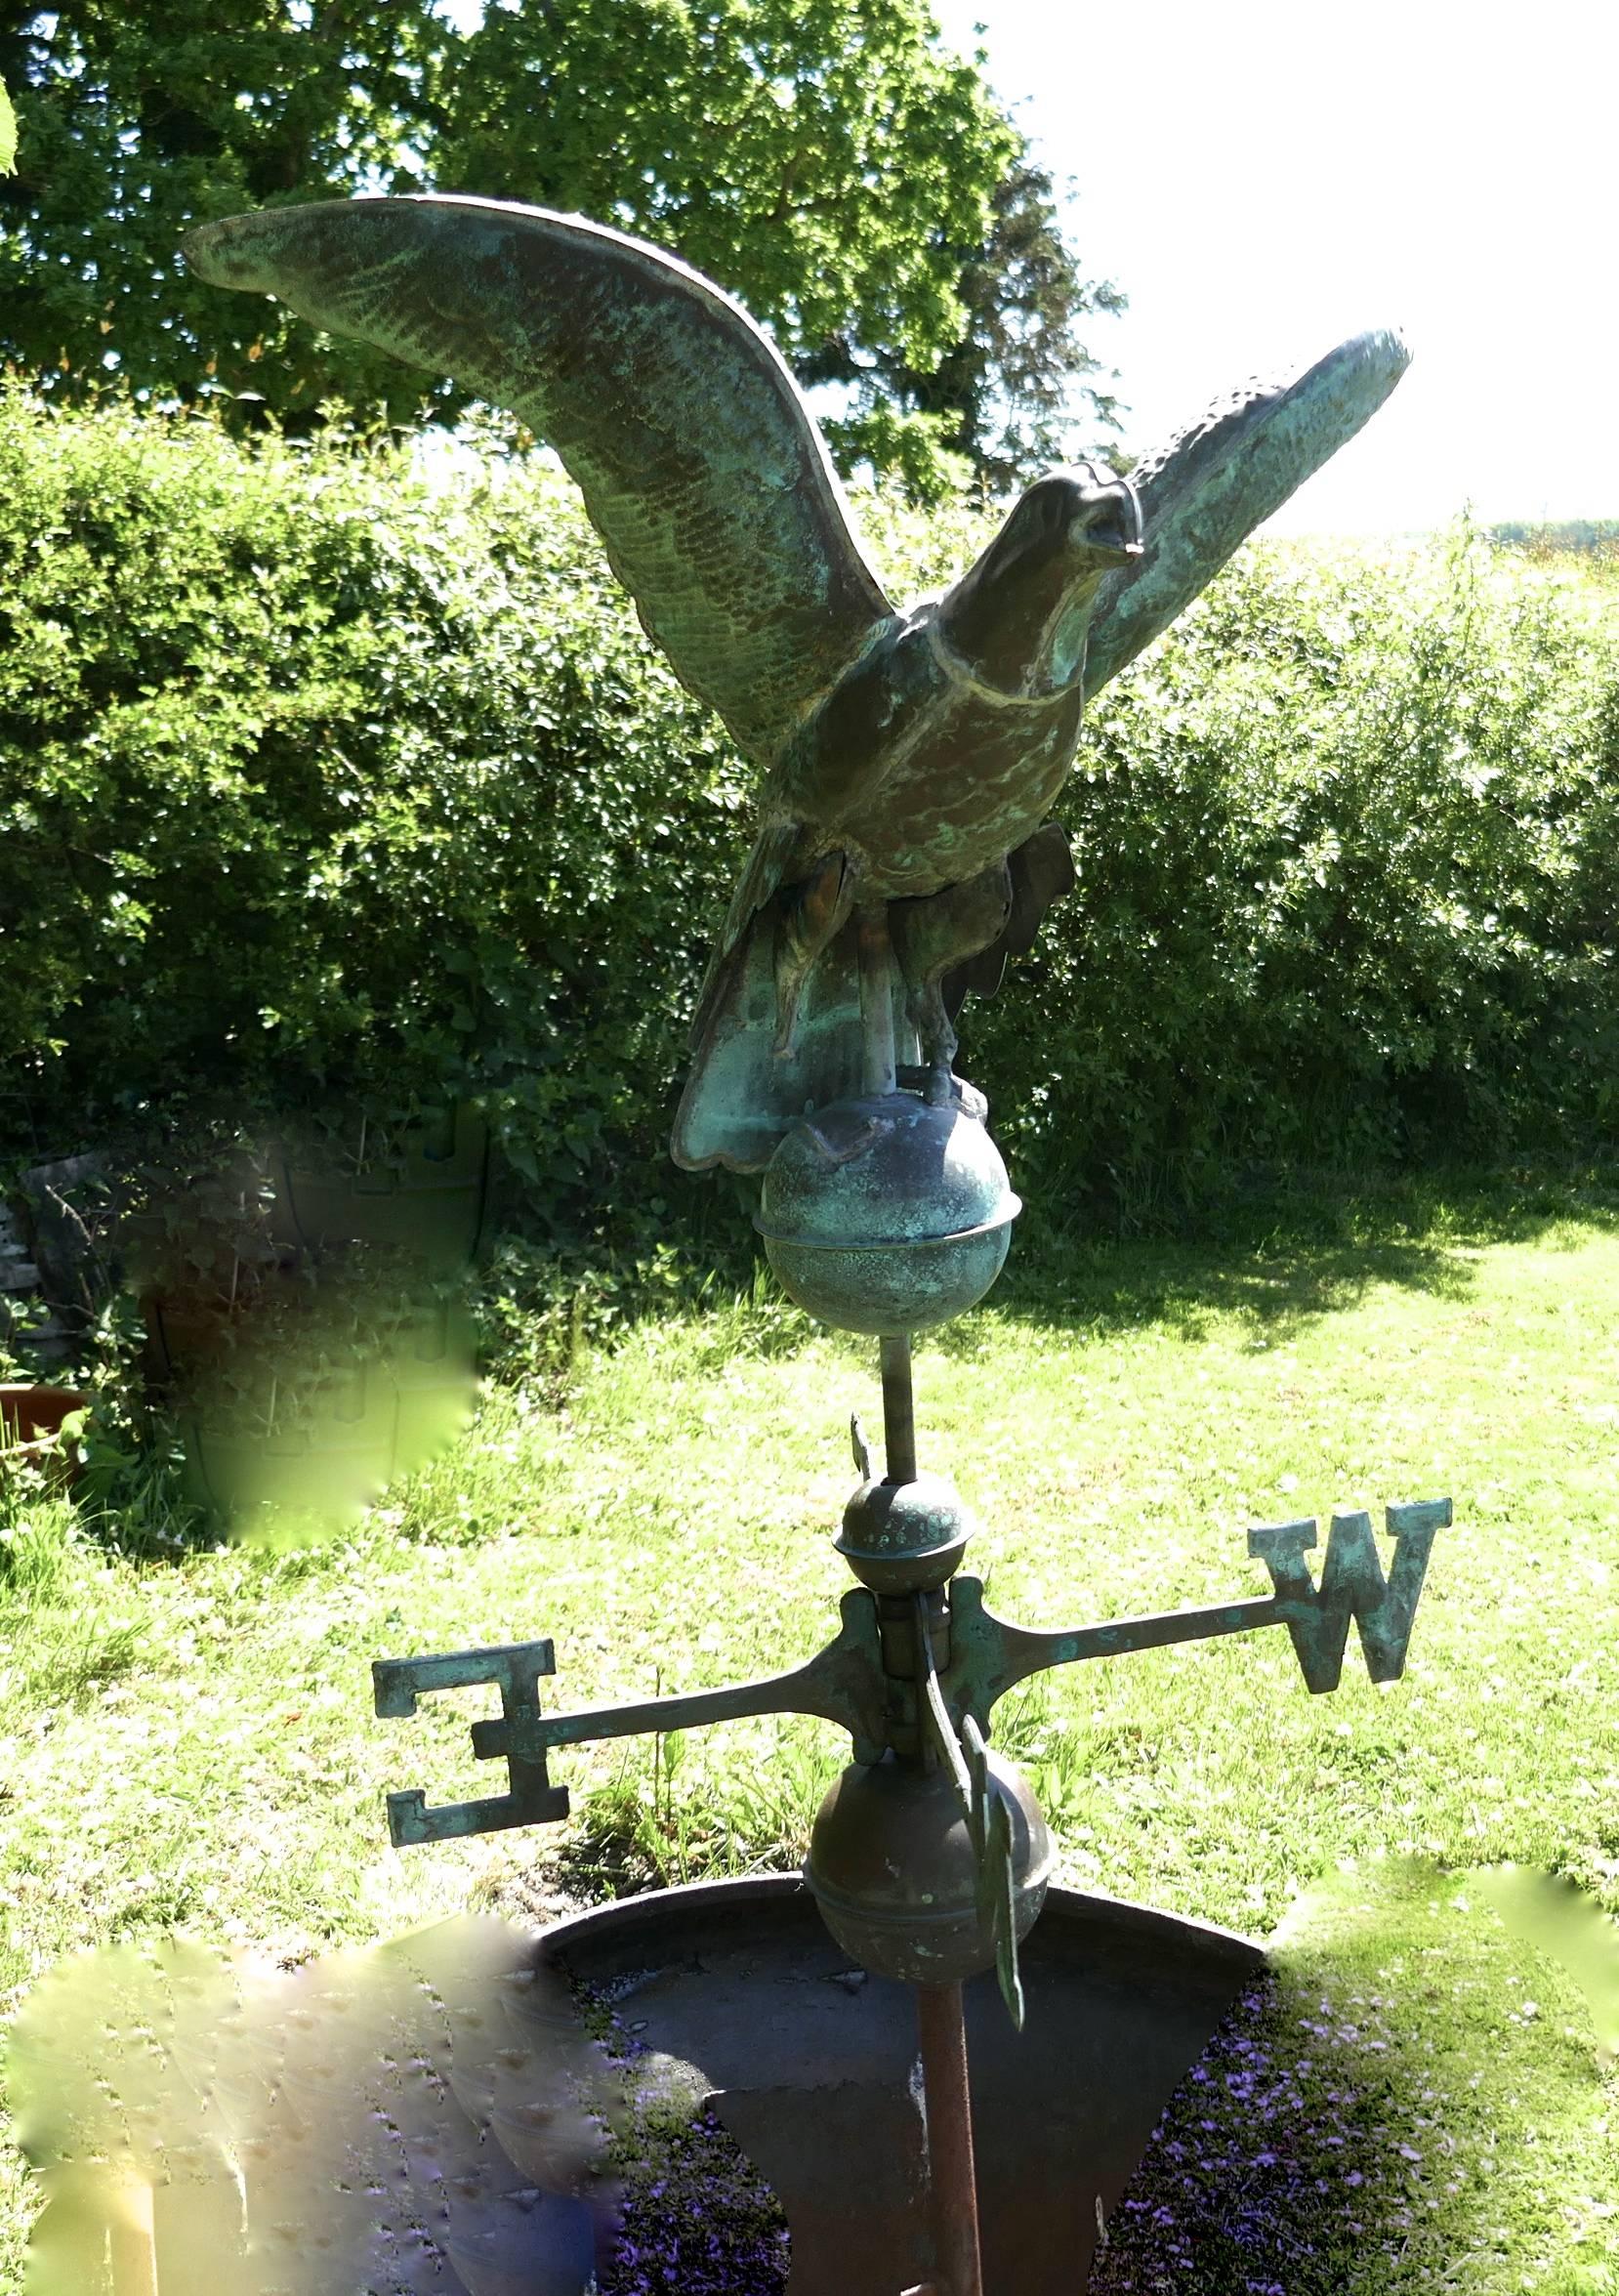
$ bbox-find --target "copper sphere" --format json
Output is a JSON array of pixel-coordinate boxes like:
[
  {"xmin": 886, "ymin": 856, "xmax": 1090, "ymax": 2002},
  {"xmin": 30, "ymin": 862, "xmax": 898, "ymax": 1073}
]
[
  {"xmin": 836, "ymin": 1472, "xmax": 975, "ymax": 1596},
  {"xmin": 805, "ymin": 1749, "xmax": 1053, "ymax": 1986},
  {"xmin": 757, "ymin": 1088, "xmax": 1019, "ymax": 1336}
]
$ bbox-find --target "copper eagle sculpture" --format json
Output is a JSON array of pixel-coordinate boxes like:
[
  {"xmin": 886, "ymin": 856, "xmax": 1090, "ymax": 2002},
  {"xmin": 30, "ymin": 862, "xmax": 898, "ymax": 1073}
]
[{"xmin": 183, "ymin": 196, "xmax": 1408, "ymax": 1172}]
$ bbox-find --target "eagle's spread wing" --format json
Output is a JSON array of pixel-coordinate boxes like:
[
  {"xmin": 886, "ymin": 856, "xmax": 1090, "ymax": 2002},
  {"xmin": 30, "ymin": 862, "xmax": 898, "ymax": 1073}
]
[
  {"xmin": 182, "ymin": 195, "xmax": 895, "ymax": 766},
  {"xmin": 1083, "ymin": 328, "xmax": 1411, "ymax": 696}
]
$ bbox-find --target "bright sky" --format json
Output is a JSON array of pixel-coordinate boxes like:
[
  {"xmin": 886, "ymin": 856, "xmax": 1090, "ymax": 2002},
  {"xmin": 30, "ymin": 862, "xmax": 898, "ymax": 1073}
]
[{"xmin": 930, "ymin": 0, "xmax": 1619, "ymax": 534}]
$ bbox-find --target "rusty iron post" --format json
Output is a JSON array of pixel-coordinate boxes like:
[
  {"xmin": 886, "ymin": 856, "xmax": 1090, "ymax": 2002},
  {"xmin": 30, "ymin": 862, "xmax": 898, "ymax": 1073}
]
[{"xmin": 915, "ymin": 1981, "xmax": 985, "ymax": 2296}]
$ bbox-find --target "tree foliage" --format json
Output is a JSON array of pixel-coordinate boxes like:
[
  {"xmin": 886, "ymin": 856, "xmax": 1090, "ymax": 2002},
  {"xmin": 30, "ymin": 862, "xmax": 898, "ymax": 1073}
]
[
  {"xmin": 0, "ymin": 4, "xmax": 436, "ymax": 423},
  {"xmin": 427, "ymin": 0, "xmax": 1014, "ymax": 454},
  {"xmin": 0, "ymin": 1, "xmax": 1118, "ymax": 489},
  {"xmin": 814, "ymin": 147, "xmax": 1125, "ymax": 494}
]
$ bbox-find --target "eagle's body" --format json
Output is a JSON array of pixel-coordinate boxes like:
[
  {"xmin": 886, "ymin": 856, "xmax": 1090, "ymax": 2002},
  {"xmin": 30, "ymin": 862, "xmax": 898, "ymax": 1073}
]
[
  {"xmin": 676, "ymin": 469, "xmax": 1142, "ymax": 1157},
  {"xmin": 782, "ymin": 622, "xmax": 1087, "ymax": 896},
  {"xmin": 184, "ymin": 194, "xmax": 1410, "ymax": 1173},
  {"xmin": 768, "ymin": 486, "xmax": 1119, "ymax": 901}
]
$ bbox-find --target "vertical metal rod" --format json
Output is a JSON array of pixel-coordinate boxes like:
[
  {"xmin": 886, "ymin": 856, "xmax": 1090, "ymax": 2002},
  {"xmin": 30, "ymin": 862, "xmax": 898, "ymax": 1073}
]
[
  {"xmin": 857, "ymin": 903, "xmax": 898, "ymax": 1098},
  {"xmin": 880, "ymin": 1332, "xmax": 917, "ymax": 1484},
  {"xmin": 915, "ymin": 1981, "xmax": 985, "ymax": 2296}
]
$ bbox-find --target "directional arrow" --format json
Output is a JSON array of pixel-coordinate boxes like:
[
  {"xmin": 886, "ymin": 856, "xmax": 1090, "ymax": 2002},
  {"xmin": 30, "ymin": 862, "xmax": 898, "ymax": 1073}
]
[
  {"xmin": 1248, "ymin": 1501, "xmax": 1447, "ymax": 1691},
  {"xmin": 945, "ymin": 1499, "xmax": 1449, "ymax": 1723}
]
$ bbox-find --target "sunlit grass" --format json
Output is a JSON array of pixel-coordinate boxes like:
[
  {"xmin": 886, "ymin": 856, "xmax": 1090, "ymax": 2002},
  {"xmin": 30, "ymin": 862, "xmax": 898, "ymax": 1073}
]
[{"xmin": 2, "ymin": 1178, "xmax": 1618, "ymax": 2286}]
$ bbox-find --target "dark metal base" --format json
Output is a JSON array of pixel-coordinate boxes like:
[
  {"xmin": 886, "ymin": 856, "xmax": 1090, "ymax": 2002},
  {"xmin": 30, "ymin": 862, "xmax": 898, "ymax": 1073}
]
[{"xmin": 534, "ymin": 1874, "xmax": 1265, "ymax": 2296}]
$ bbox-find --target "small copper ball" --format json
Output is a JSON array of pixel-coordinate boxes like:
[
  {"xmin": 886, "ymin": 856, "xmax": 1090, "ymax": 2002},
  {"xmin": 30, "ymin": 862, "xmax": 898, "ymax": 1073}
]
[{"xmin": 805, "ymin": 1749, "xmax": 1052, "ymax": 1986}]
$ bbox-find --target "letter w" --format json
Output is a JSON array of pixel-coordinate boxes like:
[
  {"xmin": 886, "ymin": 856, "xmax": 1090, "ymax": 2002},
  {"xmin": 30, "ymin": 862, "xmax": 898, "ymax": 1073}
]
[{"xmin": 1248, "ymin": 1501, "xmax": 1449, "ymax": 1693}]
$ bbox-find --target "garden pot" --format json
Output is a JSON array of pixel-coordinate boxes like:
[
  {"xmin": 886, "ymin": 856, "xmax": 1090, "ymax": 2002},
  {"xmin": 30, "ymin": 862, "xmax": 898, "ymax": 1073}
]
[
  {"xmin": 532, "ymin": 1872, "xmax": 1266, "ymax": 2296},
  {"xmin": 0, "ymin": 1382, "xmax": 90, "ymax": 1483},
  {"xmin": 181, "ymin": 1363, "xmax": 399, "ymax": 1537},
  {"xmin": 274, "ymin": 1106, "xmax": 490, "ymax": 1273},
  {"xmin": 389, "ymin": 1296, "xmax": 480, "ymax": 1479},
  {"xmin": 141, "ymin": 1290, "xmax": 289, "ymax": 1390},
  {"xmin": 177, "ymin": 1295, "xmax": 477, "ymax": 1529}
]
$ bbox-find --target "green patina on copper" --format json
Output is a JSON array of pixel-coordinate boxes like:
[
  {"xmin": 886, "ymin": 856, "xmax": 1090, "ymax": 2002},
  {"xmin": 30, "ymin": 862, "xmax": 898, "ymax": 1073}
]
[
  {"xmin": 757, "ymin": 1082, "xmax": 1018, "ymax": 1333},
  {"xmin": 372, "ymin": 1481, "xmax": 1446, "ymax": 2025},
  {"xmin": 181, "ymin": 195, "xmax": 1410, "ymax": 1176},
  {"xmin": 371, "ymin": 1497, "xmax": 1447, "ymax": 1844},
  {"xmin": 180, "ymin": 193, "xmax": 1436, "ymax": 2051}
]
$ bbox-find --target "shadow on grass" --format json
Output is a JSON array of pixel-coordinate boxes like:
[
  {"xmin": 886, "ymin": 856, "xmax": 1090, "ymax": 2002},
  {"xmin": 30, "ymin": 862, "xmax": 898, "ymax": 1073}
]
[
  {"xmin": 34, "ymin": 1159, "xmax": 1619, "ymax": 1565},
  {"xmin": 483, "ymin": 1157, "xmax": 1619, "ymax": 1389},
  {"xmin": 978, "ymin": 1161, "xmax": 1619, "ymax": 1348}
]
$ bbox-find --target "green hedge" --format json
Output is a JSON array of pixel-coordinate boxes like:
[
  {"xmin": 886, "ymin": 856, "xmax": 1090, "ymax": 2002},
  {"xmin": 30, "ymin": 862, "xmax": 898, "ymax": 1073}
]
[
  {"xmin": 0, "ymin": 393, "xmax": 757, "ymax": 1222},
  {"xmin": 990, "ymin": 536, "xmax": 1619, "ymax": 1210},
  {"xmin": 2, "ymin": 387, "xmax": 1617, "ymax": 1232}
]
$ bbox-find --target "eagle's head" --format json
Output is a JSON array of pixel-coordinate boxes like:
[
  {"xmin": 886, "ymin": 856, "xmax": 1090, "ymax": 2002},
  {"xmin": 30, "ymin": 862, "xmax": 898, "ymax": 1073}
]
[
  {"xmin": 935, "ymin": 460, "xmax": 1142, "ymax": 696},
  {"xmin": 1041, "ymin": 459, "xmax": 1143, "ymax": 568}
]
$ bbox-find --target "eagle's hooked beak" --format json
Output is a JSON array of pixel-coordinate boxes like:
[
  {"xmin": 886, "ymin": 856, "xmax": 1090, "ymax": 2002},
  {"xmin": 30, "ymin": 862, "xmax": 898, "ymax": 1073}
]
[{"xmin": 1064, "ymin": 465, "xmax": 1143, "ymax": 567}]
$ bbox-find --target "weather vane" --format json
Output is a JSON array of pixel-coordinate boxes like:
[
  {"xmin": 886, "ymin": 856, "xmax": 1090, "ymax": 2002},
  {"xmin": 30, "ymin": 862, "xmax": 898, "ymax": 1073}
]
[{"xmin": 187, "ymin": 195, "xmax": 1438, "ymax": 2296}]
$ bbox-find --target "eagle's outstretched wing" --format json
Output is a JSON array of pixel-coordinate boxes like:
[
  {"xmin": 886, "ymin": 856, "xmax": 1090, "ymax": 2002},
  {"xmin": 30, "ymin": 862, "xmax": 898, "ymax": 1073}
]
[
  {"xmin": 1083, "ymin": 327, "xmax": 1411, "ymax": 696},
  {"xmin": 182, "ymin": 195, "xmax": 895, "ymax": 766}
]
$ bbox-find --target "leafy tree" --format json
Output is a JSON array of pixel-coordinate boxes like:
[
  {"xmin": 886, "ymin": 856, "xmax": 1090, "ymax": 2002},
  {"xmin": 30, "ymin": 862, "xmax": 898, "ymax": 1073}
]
[
  {"xmin": 0, "ymin": 1, "xmax": 1119, "ymax": 489},
  {"xmin": 812, "ymin": 144, "xmax": 1126, "ymax": 495},
  {"xmin": 0, "ymin": 69, "xmax": 16, "ymax": 174},
  {"xmin": 922, "ymin": 150, "xmax": 1126, "ymax": 492},
  {"xmin": 0, "ymin": 5, "xmax": 434, "ymax": 423},
  {"xmin": 431, "ymin": 5, "xmax": 1010, "ymax": 372}
]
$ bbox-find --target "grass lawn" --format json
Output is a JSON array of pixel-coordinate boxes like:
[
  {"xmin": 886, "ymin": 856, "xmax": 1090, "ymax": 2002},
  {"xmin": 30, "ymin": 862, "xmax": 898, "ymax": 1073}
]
[{"xmin": 3, "ymin": 1171, "xmax": 1619, "ymax": 2290}]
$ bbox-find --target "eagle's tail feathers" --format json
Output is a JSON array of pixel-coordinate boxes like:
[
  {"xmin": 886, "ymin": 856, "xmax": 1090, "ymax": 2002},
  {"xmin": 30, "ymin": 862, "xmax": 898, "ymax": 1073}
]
[{"xmin": 674, "ymin": 907, "xmax": 889, "ymax": 1174}]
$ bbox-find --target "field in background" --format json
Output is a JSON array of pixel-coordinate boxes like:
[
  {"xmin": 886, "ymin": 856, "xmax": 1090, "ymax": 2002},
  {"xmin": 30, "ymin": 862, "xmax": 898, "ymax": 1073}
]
[{"xmin": 1491, "ymin": 520, "xmax": 1619, "ymax": 564}]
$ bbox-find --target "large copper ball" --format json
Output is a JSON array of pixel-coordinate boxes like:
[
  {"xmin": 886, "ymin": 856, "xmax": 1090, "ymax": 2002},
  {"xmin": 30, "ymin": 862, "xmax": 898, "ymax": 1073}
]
[
  {"xmin": 757, "ymin": 1090, "xmax": 1018, "ymax": 1336},
  {"xmin": 805, "ymin": 1750, "xmax": 1053, "ymax": 1986}
]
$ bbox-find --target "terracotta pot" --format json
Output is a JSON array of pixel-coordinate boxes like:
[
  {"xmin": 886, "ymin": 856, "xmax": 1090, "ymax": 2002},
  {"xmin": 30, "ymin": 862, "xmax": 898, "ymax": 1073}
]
[{"xmin": 0, "ymin": 1383, "xmax": 91, "ymax": 1482}]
